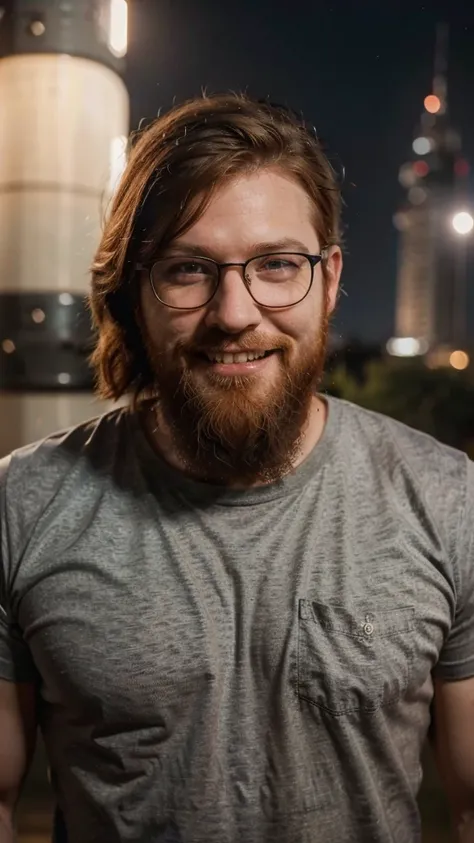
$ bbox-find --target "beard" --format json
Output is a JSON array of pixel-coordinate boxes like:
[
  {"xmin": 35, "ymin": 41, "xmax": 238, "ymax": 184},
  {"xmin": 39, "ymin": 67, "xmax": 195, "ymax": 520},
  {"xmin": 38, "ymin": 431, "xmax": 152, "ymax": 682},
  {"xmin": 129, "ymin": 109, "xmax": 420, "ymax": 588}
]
[{"xmin": 143, "ymin": 311, "xmax": 329, "ymax": 486}]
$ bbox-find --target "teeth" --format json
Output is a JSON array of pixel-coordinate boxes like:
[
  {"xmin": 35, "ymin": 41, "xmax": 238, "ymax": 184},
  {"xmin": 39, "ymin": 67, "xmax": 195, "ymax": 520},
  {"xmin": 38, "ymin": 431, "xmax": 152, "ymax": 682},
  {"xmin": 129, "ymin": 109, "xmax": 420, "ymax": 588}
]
[{"xmin": 207, "ymin": 351, "xmax": 268, "ymax": 364}]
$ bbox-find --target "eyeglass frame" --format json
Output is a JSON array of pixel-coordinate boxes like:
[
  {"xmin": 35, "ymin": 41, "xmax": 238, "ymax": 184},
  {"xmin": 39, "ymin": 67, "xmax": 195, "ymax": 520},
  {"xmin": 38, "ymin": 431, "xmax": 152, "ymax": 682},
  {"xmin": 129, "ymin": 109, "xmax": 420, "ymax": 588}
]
[{"xmin": 137, "ymin": 248, "xmax": 329, "ymax": 311}]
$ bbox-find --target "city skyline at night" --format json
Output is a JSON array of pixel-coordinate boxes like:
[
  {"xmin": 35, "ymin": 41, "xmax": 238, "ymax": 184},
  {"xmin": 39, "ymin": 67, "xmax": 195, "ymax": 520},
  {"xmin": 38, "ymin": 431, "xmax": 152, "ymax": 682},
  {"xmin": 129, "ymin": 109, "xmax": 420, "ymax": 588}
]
[{"xmin": 126, "ymin": 0, "xmax": 474, "ymax": 344}]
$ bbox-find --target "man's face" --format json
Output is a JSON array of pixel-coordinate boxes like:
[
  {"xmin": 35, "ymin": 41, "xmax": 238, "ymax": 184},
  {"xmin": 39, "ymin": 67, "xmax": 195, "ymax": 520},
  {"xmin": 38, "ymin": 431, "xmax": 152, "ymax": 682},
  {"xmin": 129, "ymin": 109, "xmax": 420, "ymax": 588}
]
[{"xmin": 140, "ymin": 168, "xmax": 342, "ymax": 484}]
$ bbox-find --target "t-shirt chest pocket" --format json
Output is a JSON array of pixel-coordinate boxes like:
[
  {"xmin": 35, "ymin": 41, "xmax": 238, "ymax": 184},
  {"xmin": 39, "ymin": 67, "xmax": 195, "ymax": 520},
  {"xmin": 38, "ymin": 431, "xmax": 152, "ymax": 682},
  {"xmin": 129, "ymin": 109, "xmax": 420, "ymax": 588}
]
[{"xmin": 297, "ymin": 599, "xmax": 416, "ymax": 715}]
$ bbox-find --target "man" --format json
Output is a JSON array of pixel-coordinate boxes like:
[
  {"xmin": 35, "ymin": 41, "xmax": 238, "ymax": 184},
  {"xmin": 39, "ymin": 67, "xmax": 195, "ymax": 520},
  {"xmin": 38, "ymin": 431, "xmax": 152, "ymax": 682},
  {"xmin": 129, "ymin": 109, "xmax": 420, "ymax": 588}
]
[{"xmin": 0, "ymin": 93, "xmax": 473, "ymax": 843}]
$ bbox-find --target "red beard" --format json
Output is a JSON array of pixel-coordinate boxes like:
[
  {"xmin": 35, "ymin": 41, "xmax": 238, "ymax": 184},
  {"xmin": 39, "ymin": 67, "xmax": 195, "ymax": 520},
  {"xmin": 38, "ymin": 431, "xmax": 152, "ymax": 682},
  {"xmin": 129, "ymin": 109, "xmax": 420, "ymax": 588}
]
[{"xmin": 144, "ymin": 312, "xmax": 329, "ymax": 485}]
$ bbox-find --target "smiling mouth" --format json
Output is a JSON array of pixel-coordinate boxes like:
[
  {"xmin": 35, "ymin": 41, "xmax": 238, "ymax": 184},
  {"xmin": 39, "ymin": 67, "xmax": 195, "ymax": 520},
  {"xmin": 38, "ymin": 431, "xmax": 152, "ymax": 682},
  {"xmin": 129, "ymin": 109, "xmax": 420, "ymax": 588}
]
[{"xmin": 200, "ymin": 350, "xmax": 276, "ymax": 364}]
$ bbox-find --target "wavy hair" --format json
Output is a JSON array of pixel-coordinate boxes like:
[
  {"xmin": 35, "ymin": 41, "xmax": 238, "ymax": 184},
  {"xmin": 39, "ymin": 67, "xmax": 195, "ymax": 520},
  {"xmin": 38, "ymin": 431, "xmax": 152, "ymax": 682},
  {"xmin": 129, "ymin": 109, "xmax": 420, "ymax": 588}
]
[{"xmin": 89, "ymin": 92, "xmax": 343, "ymax": 404}]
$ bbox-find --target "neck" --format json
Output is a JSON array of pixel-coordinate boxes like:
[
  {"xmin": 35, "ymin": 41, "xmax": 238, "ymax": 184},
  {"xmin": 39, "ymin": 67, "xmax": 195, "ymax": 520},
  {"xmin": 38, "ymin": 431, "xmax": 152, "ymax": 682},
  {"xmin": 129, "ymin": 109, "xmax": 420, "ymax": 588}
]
[{"xmin": 141, "ymin": 394, "xmax": 328, "ymax": 488}]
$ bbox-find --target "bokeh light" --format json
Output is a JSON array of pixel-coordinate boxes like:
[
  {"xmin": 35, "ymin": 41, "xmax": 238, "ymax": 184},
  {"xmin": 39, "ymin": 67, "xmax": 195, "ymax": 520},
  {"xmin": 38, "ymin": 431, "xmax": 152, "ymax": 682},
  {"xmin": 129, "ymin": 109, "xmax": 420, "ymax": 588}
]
[
  {"xmin": 452, "ymin": 211, "xmax": 474, "ymax": 236},
  {"xmin": 1, "ymin": 339, "xmax": 15, "ymax": 354},
  {"xmin": 386, "ymin": 337, "xmax": 426, "ymax": 357},
  {"xmin": 455, "ymin": 159, "xmax": 470, "ymax": 178},
  {"xmin": 424, "ymin": 95, "xmax": 441, "ymax": 114},
  {"xmin": 412, "ymin": 137, "xmax": 432, "ymax": 155},
  {"xmin": 450, "ymin": 350, "xmax": 469, "ymax": 371},
  {"xmin": 413, "ymin": 160, "xmax": 429, "ymax": 178},
  {"xmin": 408, "ymin": 187, "xmax": 427, "ymax": 205}
]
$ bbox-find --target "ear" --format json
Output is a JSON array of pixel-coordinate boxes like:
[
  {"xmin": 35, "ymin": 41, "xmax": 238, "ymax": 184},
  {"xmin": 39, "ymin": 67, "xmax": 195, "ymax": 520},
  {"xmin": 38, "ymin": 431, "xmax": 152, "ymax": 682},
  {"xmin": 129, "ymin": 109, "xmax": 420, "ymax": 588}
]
[{"xmin": 324, "ymin": 246, "xmax": 343, "ymax": 315}]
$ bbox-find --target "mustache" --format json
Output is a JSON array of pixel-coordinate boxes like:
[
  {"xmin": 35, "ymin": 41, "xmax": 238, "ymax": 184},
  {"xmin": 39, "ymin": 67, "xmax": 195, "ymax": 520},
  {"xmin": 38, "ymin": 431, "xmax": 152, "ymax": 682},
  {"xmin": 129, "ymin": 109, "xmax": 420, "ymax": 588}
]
[{"xmin": 178, "ymin": 331, "xmax": 292, "ymax": 356}]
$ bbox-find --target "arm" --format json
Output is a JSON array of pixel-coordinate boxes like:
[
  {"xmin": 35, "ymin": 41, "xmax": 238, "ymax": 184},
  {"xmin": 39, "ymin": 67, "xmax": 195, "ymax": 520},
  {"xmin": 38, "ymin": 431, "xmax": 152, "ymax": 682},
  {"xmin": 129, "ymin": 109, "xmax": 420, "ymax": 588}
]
[
  {"xmin": 430, "ymin": 459, "xmax": 474, "ymax": 840},
  {"xmin": 0, "ymin": 456, "xmax": 41, "ymax": 840},
  {"xmin": 432, "ymin": 676, "xmax": 474, "ymax": 842},
  {"xmin": 0, "ymin": 679, "xmax": 38, "ymax": 842}
]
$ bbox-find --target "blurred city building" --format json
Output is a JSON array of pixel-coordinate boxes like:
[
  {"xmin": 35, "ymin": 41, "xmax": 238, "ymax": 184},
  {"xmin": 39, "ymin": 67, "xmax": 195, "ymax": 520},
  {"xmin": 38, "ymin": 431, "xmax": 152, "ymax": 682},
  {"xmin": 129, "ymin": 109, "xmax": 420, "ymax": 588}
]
[
  {"xmin": 388, "ymin": 23, "xmax": 472, "ymax": 370},
  {"xmin": 0, "ymin": 0, "xmax": 130, "ymax": 456}
]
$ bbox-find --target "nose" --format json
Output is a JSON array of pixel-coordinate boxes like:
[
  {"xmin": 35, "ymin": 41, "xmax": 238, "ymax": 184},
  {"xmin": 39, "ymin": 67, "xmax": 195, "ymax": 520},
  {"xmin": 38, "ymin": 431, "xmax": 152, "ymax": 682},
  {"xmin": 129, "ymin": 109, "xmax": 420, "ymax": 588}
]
[{"xmin": 203, "ymin": 266, "xmax": 262, "ymax": 334}]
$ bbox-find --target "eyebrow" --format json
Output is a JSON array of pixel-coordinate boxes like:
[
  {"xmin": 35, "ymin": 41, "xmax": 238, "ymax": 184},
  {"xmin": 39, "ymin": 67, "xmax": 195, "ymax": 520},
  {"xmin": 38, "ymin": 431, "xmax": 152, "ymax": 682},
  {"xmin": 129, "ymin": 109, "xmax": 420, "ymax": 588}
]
[{"xmin": 163, "ymin": 238, "xmax": 313, "ymax": 259}]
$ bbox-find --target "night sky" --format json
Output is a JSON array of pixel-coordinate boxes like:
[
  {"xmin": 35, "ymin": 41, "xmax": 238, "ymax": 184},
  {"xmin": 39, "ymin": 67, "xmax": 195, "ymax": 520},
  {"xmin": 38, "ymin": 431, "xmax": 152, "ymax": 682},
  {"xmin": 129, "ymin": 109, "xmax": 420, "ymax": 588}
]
[{"xmin": 125, "ymin": 0, "xmax": 474, "ymax": 344}]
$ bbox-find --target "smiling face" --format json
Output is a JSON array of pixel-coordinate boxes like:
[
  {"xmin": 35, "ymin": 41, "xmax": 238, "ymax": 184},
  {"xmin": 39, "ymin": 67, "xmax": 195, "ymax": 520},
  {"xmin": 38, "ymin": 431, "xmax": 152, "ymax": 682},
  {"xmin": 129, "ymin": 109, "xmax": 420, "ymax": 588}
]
[{"xmin": 139, "ymin": 167, "xmax": 342, "ymax": 484}]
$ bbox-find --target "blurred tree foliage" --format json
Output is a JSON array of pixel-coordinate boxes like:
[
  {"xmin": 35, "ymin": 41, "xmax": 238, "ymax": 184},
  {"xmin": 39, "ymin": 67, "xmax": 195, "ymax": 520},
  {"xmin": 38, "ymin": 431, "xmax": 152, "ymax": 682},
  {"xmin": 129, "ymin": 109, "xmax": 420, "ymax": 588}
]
[{"xmin": 324, "ymin": 358, "xmax": 474, "ymax": 459}]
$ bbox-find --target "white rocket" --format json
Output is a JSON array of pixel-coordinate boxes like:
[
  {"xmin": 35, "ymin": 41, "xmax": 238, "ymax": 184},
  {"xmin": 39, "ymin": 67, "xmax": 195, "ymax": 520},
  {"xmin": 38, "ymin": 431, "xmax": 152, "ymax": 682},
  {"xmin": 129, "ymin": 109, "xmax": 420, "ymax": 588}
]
[{"xmin": 0, "ymin": 0, "xmax": 130, "ymax": 456}]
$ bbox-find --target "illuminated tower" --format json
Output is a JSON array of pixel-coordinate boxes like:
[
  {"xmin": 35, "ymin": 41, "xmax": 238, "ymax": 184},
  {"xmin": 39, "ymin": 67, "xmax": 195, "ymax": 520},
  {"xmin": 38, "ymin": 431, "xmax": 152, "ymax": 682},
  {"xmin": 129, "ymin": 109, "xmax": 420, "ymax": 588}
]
[
  {"xmin": 0, "ymin": 0, "xmax": 130, "ymax": 456},
  {"xmin": 388, "ymin": 24, "xmax": 471, "ymax": 368}
]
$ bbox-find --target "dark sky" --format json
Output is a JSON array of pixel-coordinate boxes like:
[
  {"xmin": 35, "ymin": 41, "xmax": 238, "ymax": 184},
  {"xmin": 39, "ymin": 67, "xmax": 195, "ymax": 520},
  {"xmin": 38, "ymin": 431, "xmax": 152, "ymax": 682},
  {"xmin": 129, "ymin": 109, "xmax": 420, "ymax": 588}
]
[{"xmin": 125, "ymin": 0, "xmax": 474, "ymax": 343}]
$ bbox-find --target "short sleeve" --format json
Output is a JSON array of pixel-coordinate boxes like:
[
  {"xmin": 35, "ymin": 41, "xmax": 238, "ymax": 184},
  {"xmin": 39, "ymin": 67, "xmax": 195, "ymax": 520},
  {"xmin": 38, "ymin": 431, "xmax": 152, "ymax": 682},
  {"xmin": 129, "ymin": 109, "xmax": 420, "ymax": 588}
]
[
  {"xmin": 435, "ymin": 458, "xmax": 474, "ymax": 681},
  {"xmin": 0, "ymin": 455, "xmax": 38, "ymax": 683}
]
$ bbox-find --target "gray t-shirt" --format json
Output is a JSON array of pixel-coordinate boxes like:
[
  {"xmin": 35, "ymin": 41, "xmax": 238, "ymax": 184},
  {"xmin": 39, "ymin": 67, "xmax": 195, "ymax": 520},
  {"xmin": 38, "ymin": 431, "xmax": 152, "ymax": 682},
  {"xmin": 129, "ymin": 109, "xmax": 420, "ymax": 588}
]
[{"xmin": 1, "ymin": 396, "xmax": 473, "ymax": 843}]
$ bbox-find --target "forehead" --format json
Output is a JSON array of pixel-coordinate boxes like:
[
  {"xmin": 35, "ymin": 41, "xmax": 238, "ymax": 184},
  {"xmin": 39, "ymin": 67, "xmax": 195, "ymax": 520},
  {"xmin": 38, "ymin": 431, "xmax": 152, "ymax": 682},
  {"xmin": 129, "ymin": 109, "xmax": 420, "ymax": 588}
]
[{"xmin": 173, "ymin": 169, "xmax": 319, "ymax": 255}]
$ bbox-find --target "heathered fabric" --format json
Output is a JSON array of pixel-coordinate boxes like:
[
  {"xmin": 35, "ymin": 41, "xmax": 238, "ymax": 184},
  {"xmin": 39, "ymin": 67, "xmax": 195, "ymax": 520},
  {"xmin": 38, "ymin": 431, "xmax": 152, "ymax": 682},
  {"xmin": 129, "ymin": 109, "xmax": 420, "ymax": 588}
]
[{"xmin": 1, "ymin": 395, "xmax": 474, "ymax": 843}]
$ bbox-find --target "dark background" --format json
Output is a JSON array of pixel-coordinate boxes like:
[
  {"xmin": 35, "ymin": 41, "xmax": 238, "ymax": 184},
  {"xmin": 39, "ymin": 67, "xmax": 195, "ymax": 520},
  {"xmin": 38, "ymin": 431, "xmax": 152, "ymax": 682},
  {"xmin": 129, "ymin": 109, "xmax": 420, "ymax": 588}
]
[{"xmin": 126, "ymin": 0, "xmax": 474, "ymax": 345}]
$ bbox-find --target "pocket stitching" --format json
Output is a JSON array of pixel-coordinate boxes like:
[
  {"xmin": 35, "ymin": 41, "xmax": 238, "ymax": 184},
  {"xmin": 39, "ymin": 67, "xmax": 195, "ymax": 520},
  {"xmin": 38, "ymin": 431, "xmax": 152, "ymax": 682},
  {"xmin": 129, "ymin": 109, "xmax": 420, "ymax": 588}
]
[
  {"xmin": 307, "ymin": 600, "xmax": 416, "ymax": 639},
  {"xmin": 297, "ymin": 600, "xmax": 415, "ymax": 715}
]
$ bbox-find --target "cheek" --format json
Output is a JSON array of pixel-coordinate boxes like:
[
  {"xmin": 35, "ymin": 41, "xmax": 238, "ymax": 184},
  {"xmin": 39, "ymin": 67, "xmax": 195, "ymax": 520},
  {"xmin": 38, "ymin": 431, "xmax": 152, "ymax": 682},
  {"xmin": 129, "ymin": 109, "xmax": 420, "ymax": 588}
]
[
  {"xmin": 147, "ymin": 311, "xmax": 202, "ymax": 355},
  {"xmin": 270, "ymin": 301, "xmax": 323, "ymax": 345}
]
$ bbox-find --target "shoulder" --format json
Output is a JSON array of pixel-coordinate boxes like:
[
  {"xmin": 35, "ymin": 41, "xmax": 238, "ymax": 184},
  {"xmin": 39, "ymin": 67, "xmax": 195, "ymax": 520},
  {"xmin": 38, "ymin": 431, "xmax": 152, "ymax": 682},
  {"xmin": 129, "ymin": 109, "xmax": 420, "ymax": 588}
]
[
  {"xmin": 329, "ymin": 396, "xmax": 471, "ymax": 544},
  {"xmin": 3, "ymin": 407, "xmax": 129, "ymax": 482},
  {"xmin": 0, "ymin": 407, "xmax": 131, "ymax": 542},
  {"xmin": 331, "ymin": 395, "xmax": 469, "ymax": 484}
]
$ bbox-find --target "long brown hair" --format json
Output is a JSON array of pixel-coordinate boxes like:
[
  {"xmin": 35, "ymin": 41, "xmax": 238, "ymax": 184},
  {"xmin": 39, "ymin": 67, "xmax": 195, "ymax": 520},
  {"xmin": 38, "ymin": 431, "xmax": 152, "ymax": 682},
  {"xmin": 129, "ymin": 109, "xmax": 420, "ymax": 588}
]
[{"xmin": 89, "ymin": 92, "xmax": 343, "ymax": 403}]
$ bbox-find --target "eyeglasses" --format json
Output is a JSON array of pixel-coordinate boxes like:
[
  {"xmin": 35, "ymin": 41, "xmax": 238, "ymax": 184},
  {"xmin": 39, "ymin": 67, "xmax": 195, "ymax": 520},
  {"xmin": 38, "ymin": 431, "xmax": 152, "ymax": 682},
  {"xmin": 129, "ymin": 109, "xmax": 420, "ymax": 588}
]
[{"xmin": 138, "ymin": 250, "xmax": 328, "ymax": 310}]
